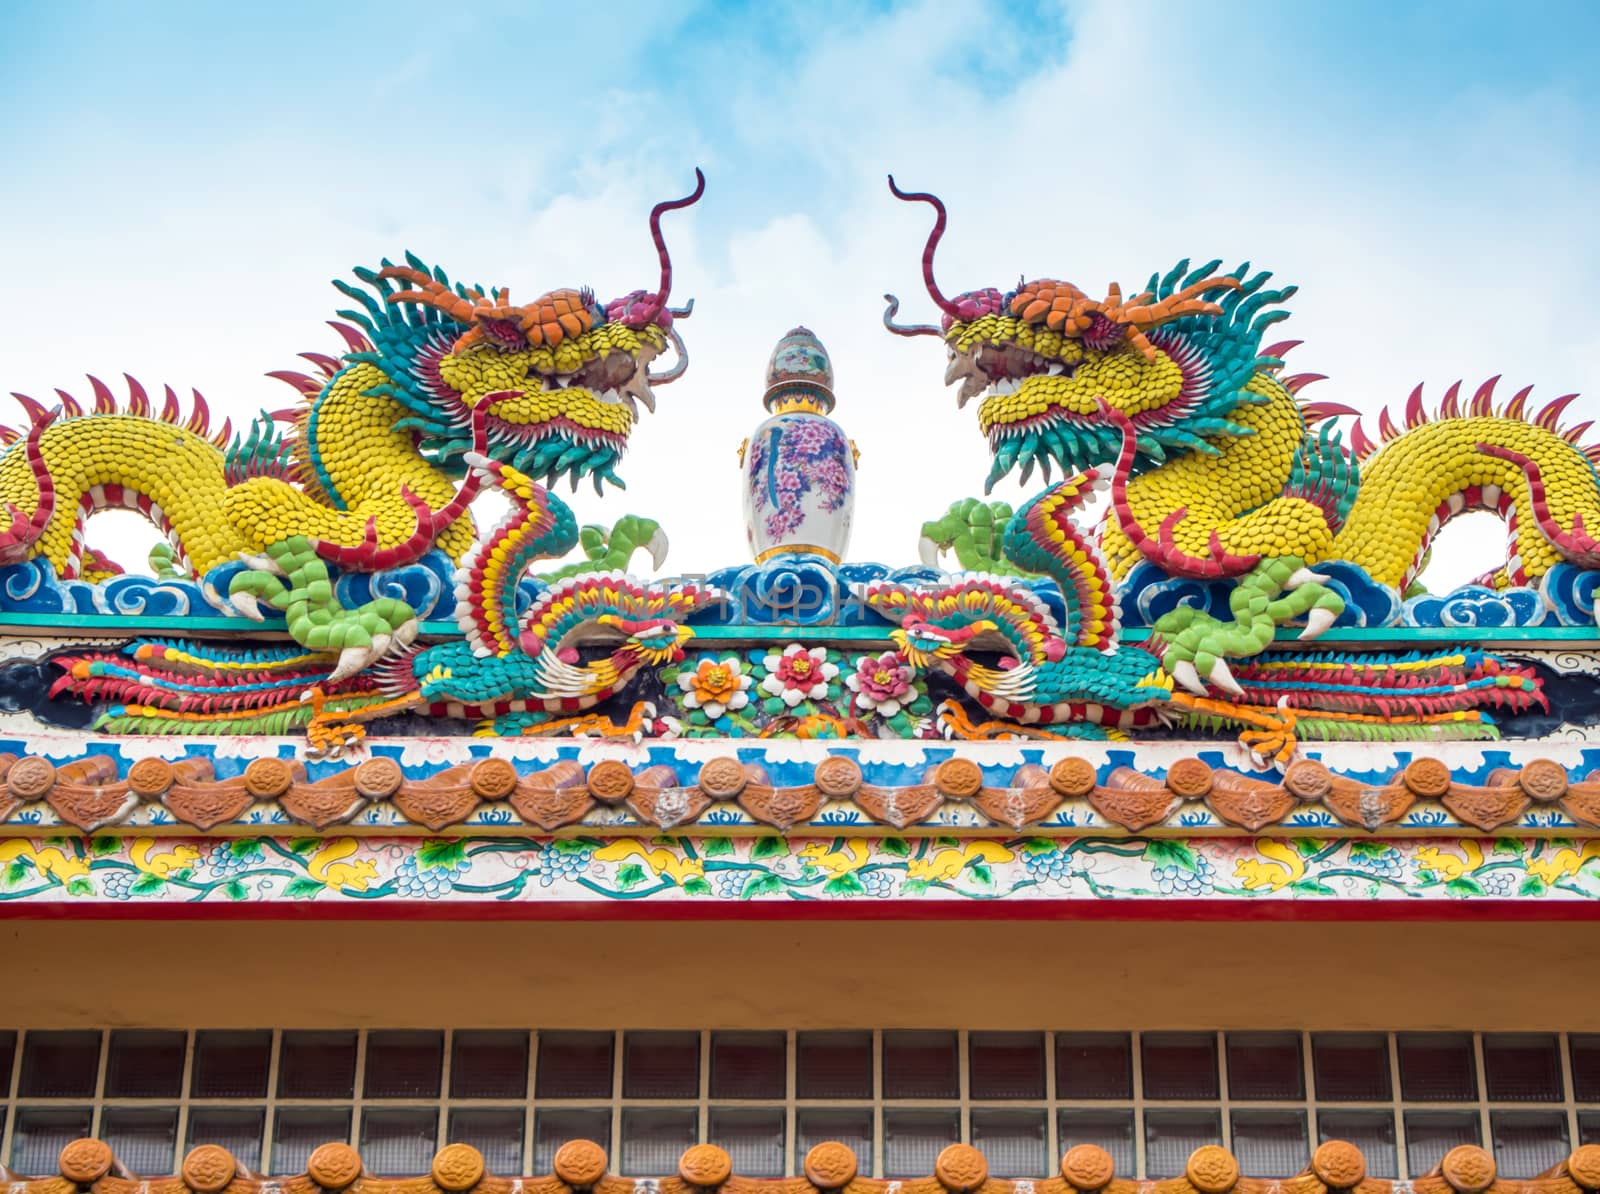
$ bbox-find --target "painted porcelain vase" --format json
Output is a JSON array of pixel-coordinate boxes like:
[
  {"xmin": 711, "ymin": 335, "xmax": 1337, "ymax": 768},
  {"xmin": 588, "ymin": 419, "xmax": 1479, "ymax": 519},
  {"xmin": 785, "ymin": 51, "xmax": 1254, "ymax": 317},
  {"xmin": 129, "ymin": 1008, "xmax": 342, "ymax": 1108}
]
[{"xmin": 742, "ymin": 327, "xmax": 856, "ymax": 564}]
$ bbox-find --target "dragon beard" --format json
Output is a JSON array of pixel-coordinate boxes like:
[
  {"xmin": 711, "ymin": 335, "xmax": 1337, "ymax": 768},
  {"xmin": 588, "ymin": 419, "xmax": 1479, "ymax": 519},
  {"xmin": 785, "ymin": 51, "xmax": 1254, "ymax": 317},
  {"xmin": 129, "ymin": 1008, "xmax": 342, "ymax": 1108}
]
[
  {"xmin": 967, "ymin": 330, "xmax": 1218, "ymax": 492},
  {"xmin": 414, "ymin": 333, "xmax": 660, "ymax": 494}
]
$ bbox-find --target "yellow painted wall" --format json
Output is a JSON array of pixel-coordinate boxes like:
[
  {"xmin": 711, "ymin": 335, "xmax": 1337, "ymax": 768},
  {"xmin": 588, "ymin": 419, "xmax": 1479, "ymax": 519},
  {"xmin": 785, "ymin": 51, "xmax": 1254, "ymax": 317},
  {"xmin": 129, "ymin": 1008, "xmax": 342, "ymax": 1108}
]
[{"xmin": 3, "ymin": 919, "xmax": 1596, "ymax": 1030}]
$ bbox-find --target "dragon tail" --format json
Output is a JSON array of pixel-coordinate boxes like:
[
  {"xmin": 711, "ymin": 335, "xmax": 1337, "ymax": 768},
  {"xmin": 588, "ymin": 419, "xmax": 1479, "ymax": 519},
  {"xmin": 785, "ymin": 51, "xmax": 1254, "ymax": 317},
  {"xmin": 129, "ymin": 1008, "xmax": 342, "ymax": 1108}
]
[
  {"xmin": 1337, "ymin": 378, "xmax": 1600, "ymax": 589},
  {"xmin": 0, "ymin": 376, "xmax": 241, "ymax": 577},
  {"xmin": 48, "ymin": 638, "xmax": 396, "ymax": 735},
  {"xmin": 1226, "ymin": 649, "xmax": 1544, "ymax": 722}
]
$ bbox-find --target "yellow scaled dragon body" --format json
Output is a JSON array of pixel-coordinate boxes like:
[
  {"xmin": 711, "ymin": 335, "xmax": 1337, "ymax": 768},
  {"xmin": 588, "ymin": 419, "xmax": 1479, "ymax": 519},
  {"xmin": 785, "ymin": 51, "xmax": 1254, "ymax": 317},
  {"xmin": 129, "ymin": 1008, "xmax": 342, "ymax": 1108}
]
[
  {"xmin": 879, "ymin": 179, "xmax": 1589, "ymax": 754},
  {"xmin": 29, "ymin": 174, "xmax": 729, "ymax": 748},
  {"xmin": 2, "ymin": 174, "xmax": 705, "ymax": 681}
]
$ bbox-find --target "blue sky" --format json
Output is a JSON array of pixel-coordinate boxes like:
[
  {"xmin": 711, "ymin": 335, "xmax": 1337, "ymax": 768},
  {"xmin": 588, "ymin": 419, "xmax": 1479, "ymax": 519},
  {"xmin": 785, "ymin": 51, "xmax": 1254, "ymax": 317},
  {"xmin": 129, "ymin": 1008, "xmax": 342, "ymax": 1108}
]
[{"xmin": 2, "ymin": 1, "xmax": 1598, "ymax": 580}]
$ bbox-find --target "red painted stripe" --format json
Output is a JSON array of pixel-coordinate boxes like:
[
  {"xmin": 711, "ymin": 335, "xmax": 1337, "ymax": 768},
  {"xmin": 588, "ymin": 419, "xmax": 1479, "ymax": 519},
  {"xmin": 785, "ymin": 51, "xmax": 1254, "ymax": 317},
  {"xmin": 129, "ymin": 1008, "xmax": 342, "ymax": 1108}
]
[{"xmin": 2, "ymin": 899, "xmax": 1595, "ymax": 923}]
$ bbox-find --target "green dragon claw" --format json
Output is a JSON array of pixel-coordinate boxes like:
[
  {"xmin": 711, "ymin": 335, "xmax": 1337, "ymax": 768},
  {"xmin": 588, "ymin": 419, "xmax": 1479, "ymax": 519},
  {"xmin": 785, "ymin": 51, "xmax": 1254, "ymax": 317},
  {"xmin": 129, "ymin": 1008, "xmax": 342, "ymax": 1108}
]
[
  {"xmin": 919, "ymin": 498, "xmax": 1030, "ymax": 575},
  {"xmin": 147, "ymin": 542, "xmax": 187, "ymax": 582},
  {"xmin": 536, "ymin": 515, "xmax": 668, "ymax": 581},
  {"xmin": 1153, "ymin": 556, "xmax": 1345, "ymax": 696},
  {"xmin": 228, "ymin": 535, "xmax": 419, "ymax": 680}
]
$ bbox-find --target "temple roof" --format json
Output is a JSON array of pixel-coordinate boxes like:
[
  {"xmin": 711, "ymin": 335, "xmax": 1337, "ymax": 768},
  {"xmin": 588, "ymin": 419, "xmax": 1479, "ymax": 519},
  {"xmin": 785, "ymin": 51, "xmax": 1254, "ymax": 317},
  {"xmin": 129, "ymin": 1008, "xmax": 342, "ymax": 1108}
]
[
  {"xmin": 7, "ymin": 1137, "xmax": 1600, "ymax": 1194},
  {"xmin": 3, "ymin": 747, "xmax": 1594, "ymax": 836}
]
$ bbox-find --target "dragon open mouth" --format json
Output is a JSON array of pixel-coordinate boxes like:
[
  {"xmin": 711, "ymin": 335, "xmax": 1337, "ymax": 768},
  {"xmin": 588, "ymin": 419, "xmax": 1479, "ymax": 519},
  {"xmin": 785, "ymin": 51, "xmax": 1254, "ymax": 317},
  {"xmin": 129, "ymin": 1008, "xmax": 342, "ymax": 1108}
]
[
  {"xmin": 947, "ymin": 342, "xmax": 1079, "ymax": 408},
  {"xmin": 534, "ymin": 336, "xmax": 667, "ymax": 420}
]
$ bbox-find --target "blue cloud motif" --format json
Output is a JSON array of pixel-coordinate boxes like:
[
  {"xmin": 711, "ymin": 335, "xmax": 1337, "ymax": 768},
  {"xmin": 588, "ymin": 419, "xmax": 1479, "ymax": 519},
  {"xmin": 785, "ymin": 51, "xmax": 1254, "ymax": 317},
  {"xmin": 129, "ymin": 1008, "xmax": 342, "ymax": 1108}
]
[
  {"xmin": 1119, "ymin": 562, "xmax": 1235, "ymax": 628},
  {"xmin": 0, "ymin": 552, "xmax": 479, "ymax": 622},
  {"xmin": 335, "ymin": 549, "xmax": 455, "ymax": 620},
  {"xmin": 1119, "ymin": 560, "xmax": 1401, "ymax": 629},
  {"xmin": 0, "ymin": 558, "xmax": 111, "ymax": 615},
  {"xmin": 1402, "ymin": 583, "xmax": 1550, "ymax": 628},
  {"xmin": 1541, "ymin": 563, "xmax": 1600, "ymax": 626},
  {"xmin": 0, "ymin": 559, "xmax": 75, "ymax": 614},
  {"xmin": 692, "ymin": 559, "xmax": 950, "ymax": 627},
  {"xmin": 90, "ymin": 573, "xmax": 195, "ymax": 616},
  {"xmin": 0, "ymin": 560, "xmax": 266, "ymax": 619},
  {"xmin": 1298, "ymin": 561, "xmax": 1402, "ymax": 628},
  {"xmin": 198, "ymin": 560, "xmax": 272, "ymax": 618},
  {"xmin": 198, "ymin": 555, "xmax": 461, "ymax": 621},
  {"xmin": 740, "ymin": 556, "xmax": 838, "ymax": 624},
  {"xmin": 702, "ymin": 557, "xmax": 837, "ymax": 625}
]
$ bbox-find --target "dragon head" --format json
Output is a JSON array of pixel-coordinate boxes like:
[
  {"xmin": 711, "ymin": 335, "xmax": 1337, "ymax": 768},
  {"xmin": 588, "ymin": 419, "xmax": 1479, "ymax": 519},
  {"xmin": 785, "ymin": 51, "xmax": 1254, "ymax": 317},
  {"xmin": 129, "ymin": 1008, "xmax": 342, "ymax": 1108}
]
[
  {"xmin": 885, "ymin": 178, "xmax": 1295, "ymax": 493},
  {"xmin": 336, "ymin": 170, "xmax": 705, "ymax": 494}
]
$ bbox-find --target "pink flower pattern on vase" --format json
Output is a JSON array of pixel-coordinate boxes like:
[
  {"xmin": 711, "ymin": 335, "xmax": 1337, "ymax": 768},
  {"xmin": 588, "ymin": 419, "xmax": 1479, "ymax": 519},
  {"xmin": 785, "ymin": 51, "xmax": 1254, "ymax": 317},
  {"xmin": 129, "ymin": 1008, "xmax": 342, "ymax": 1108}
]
[
  {"xmin": 742, "ymin": 327, "xmax": 855, "ymax": 561},
  {"xmin": 748, "ymin": 416, "xmax": 853, "ymax": 542}
]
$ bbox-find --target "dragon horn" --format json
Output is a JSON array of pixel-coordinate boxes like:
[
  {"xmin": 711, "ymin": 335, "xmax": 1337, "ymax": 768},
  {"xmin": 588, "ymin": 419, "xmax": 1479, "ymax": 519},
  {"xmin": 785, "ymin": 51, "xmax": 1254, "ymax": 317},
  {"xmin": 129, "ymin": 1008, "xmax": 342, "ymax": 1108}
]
[
  {"xmin": 648, "ymin": 168, "xmax": 706, "ymax": 314},
  {"xmin": 666, "ymin": 298, "xmax": 695, "ymax": 320},
  {"xmin": 1124, "ymin": 275, "xmax": 1241, "ymax": 330},
  {"xmin": 882, "ymin": 294, "xmax": 942, "ymax": 337},
  {"xmin": 647, "ymin": 326, "xmax": 690, "ymax": 385},
  {"xmin": 887, "ymin": 175, "xmax": 962, "ymax": 319},
  {"xmin": 376, "ymin": 266, "xmax": 483, "ymax": 324}
]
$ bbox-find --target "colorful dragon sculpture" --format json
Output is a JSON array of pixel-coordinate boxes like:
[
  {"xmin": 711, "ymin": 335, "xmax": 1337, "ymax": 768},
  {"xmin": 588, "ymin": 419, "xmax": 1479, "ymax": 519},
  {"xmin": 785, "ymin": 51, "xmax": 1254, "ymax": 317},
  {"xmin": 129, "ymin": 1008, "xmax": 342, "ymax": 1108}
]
[
  {"xmin": 2, "ymin": 172, "xmax": 703, "ymax": 667},
  {"xmin": 18, "ymin": 172, "xmax": 720, "ymax": 747},
  {"xmin": 876, "ymin": 177, "xmax": 1589, "ymax": 755},
  {"xmin": 52, "ymin": 428, "xmax": 720, "ymax": 751}
]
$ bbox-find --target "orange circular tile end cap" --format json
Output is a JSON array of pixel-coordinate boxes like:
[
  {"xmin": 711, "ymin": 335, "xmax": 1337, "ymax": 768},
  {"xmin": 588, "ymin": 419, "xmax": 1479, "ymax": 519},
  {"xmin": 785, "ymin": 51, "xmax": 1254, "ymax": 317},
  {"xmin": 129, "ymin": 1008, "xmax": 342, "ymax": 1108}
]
[
  {"xmin": 1519, "ymin": 758, "xmax": 1569, "ymax": 800},
  {"xmin": 243, "ymin": 757, "xmax": 294, "ymax": 799},
  {"xmin": 935, "ymin": 1144, "xmax": 988, "ymax": 1193},
  {"xmin": 8, "ymin": 756, "xmax": 56, "ymax": 800},
  {"xmin": 1185, "ymin": 1145, "xmax": 1239, "ymax": 1194},
  {"xmin": 182, "ymin": 1145, "xmax": 238, "ymax": 1194},
  {"xmin": 127, "ymin": 757, "xmax": 176, "ymax": 798},
  {"xmin": 813, "ymin": 756, "xmax": 863, "ymax": 798},
  {"xmin": 59, "ymin": 1139, "xmax": 113, "ymax": 1185},
  {"xmin": 586, "ymin": 760, "xmax": 635, "ymax": 803},
  {"xmin": 697, "ymin": 757, "xmax": 747, "ymax": 799},
  {"xmin": 679, "ymin": 1144, "xmax": 733, "ymax": 1188},
  {"xmin": 1402, "ymin": 757, "xmax": 1452, "ymax": 799},
  {"xmin": 552, "ymin": 1140, "xmax": 608, "ymax": 1188},
  {"xmin": 307, "ymin": 1142, "xmax": 364, "ymax": 1190},
  {"xmin": 1166, "ymin": 757, "xmax": 1214, "ymax": 798},
  {"xmin": 1440, "ymin": 1146, "xmax": 1496, "ymax": 1194},
  {"xmin": 1061, "ymin": 1144, "xmax": 1116, "ymax": 1191},
  {"xmin": 1048, "ymin": 756, "xmax": 1097, "ymax": 797},
  {"xmin": 1282, "ymin": 759, "xmax": 1333, "ymax": 801},
  {"xmin": 934, "ymin": 757, "xmax": 984, "ymax": 799},
  {"xmin": 353, "ymin": 757, "xmax": 404, "ymax": 800},
  {"xmin": 431, "ymin": 1144, "xmax": 486, "ymax": 1192},
  {"xmin": 1567, "ymin": 1145, "xmax": 1600, "ymax": 1190},
  {"xmin": 1310, "ymin": 1141, "xmax": 1365, "ymax": 1190},
  {"xmin": 804, "ymin": 1142, "xmax": 859, "ymax": 1189},
  {"xmin": 469, "ymin": 757, "xmax": 519, "ymax": 800}
]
